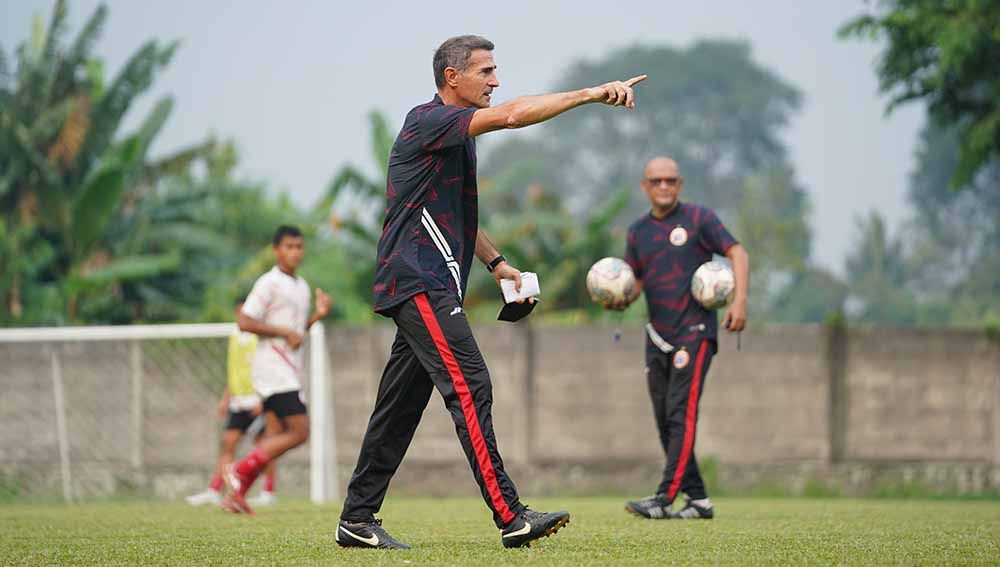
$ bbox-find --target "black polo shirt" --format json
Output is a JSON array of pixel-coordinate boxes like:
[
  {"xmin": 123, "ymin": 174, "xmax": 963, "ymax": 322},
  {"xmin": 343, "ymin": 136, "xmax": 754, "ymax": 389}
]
[
  {"xmin": 625, "ymin": 202, "xmax": 738, "ymax": 349},
  {"xmin": 373, "ymin": 95, "xmax": 479, "ymax": 313}
]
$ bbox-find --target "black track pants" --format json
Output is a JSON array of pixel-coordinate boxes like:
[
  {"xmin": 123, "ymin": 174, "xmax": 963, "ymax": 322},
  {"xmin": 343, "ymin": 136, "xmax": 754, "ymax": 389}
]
[
  {"xmin": 341, "ymin": 290, "xmax": 524, "ymax": 528},
  {"xmin": 646, "ymin": 339, "xmax": 715, "ymax": 502}
]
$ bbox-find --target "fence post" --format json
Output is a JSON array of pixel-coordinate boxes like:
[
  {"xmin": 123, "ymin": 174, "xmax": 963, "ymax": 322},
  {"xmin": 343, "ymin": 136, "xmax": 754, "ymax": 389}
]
[
  {"xmin": 50, "ymin": 347, "xmax": 72, "ymax": 502},
  {"xmin": 521, "ymin": 321, "xmax": 536, "ymax": 463},
  {"xmin": 826, "ymin": 321, "xmax": 848, "ymax": 463},
  {"xmin": 992, "ymin": 343, "xmax": 1000, "ymax": 475},
  {"xmin": 130, "ymin": 341, "xmax": 144, "ymax": 470},
  {"xmin": 309, "ymin": 323, "xmax": 338, "ymax": 504}
]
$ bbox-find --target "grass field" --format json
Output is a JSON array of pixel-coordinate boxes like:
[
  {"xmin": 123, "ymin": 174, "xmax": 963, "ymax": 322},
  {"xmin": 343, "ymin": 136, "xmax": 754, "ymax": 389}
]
[{"xmin": 2, "ymin": 497, "xmax": 998, "ymax": 566}]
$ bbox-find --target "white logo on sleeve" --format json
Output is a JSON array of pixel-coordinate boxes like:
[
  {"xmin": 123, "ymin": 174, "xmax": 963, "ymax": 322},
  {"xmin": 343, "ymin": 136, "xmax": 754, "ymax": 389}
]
[{"xmin": 450, "ymin": 307, "xmax": 463, "ymax": 316}]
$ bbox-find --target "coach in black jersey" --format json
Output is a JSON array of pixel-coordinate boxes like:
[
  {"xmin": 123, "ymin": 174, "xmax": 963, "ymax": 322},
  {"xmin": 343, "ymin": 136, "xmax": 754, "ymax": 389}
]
[
  {"xmin": 337, "ymin": 35, "xmax": 647, "ymax": 550},
  {"xmin": 615, "ymin": 157, "xmax": 749, "ymax": 521}
]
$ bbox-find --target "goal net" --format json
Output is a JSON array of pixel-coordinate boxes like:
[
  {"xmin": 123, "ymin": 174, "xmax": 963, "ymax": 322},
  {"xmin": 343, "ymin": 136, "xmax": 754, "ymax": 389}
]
[{"xmin": 0, "ymin": 323, "xmax": 337, "ymax": 504}]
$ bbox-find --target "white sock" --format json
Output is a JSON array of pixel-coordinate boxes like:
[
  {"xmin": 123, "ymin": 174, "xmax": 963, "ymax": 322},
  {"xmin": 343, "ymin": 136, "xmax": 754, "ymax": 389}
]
[{"xmin": 690, "ymin": 497, "xmax": 712, "ymax": 508}]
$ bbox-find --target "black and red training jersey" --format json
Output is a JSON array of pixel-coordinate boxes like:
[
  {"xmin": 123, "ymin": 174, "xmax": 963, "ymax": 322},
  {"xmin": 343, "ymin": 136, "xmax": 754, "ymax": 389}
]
[
  {"xmin": 625, "ymin": 202, "xmax": 738, "ymax": 349},
  {"xmin": 373, "ymin": 95, "xmax": 480, "ymax": 313}
]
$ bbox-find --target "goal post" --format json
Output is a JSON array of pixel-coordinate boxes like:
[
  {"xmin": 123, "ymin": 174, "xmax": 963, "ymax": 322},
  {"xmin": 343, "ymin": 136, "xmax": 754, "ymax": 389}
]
[{"xmin": 0, "ymin": 322, "xmax": 337, "ymax": 504}]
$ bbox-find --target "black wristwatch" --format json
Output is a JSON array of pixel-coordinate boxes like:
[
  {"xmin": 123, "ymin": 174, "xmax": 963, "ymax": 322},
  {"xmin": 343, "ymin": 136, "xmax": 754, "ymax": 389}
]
[{"xmin": 486, "ymin": 255, "xmax": 507, "ymax": 273}]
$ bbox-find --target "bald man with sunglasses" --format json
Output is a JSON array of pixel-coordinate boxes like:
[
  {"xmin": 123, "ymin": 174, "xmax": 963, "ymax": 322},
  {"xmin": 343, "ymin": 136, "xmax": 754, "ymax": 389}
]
[{"xmin": 610, "ymin": 157, "xmax": 749, "ymax": 521}]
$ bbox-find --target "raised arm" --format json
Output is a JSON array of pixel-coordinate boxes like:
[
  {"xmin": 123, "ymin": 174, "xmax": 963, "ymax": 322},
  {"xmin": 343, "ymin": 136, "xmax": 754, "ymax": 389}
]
[{"xmin": 468, "ymin": 75, "xmax": 647, "ymax": 137}]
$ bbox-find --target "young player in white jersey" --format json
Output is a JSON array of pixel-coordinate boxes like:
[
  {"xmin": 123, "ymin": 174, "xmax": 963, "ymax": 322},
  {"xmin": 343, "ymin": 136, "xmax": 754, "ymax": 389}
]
[
  {"xmin": 221, "ymin": 225, "xmax": 331, "ymax": 514},
  {"xmin": 185, "ymin": 299, "xmax": 280, "ymax": 507}
]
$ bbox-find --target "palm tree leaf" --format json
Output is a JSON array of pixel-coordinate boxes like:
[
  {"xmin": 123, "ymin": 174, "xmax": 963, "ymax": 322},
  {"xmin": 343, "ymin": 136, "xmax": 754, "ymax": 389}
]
[
  {"xmin": 29, "ymin": 14, "xmax": 45, "ymax": 61},
  {"xmin": 0, "ymin": 163, "xmax": 21, "ymax": 201},
  {"xmin": 129, "ymin": 96, "xmax": 173, "ymax": 160},
  {"xmin": 71, "ymin": 157, "xmax": 126, "ymax": 257},
  {"xmin": 584, "ymin": 187, "xmax": 630, "ymax": 235},
  {"xmin": 72, "ymin": 40, "xmax": 177, "ymax": 183},
  {"xmin": 142, "ymin": 137, "xmax": 215, "ymax": 180},
  {"xmin": 38, "ymin": 0, "xmax": 69, "ymax": 105},
  {"xmin": 45, "ymin": 94, "xmax": 89, "ymax": 168},
  {"xmin": 311, "ymin": 165, "xmax": 379, "ymax": 222},
  {"xmin": 0, "ymin": 44, "xmax": 11, "ymax": 92},
  {"xmin": 145, "ymin": 222, "xmax": 229, "ymax": 252},
  {"xmin": 54, "ymin": 4, "xmax": 107, "ymax": 97},
  {"xmin": 41, "ymin": 0, "xmax": 68, "ymax": 65},
  {"xmin": 341, "ymin": 217, "xmax": 379, "ymax": 246},
  {"xmin": 236, "ymin": 245, "xmax": 276, "ymax": 280},
  {"xmin": 30, "ymin": 97, "xmax": 73, "ymax": 143},
  {"xmin": 369, "ymin": 110, "xmax": 394, "ymax": 172},
  {"xmin": 65, "ymin": 250, "xmax": 182, "ymax": 294},
  {"xmin": 12, "ymin": 123, "xmax": 63, "ymax": 195}
]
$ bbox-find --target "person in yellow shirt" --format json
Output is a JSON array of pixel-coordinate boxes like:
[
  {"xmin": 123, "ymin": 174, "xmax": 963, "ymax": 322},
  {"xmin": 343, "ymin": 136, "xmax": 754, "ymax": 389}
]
[{"xmin": 186, "ymin": 299, "xmax": 279, "ymax": 506}]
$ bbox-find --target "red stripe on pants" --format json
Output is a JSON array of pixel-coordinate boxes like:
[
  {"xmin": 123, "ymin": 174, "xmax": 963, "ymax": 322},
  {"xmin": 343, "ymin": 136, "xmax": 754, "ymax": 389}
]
[
  {"xmin": 666, "ymin": 340, "xmax": 709, "ymax": 501},
  {"xmin": 413, "ymin": 294, "xmax": 515, "ymax": 524}
]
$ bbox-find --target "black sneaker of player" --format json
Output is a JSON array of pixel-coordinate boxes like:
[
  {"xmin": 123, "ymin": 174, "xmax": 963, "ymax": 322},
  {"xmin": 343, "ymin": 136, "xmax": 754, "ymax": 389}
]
[
  {"xmin": 501, "ymin": 508, "xmax": 571, "ymax": 548},
  {"xmin": 336, "ymin": 519, "xmax": 412, "ymax": 549},
  {"xmin": 625, "ymin": 494, "xmax": 672, "ymax": 519},
  {"xmin": 669, "ymin": 499, "xmax": 714, "ymax": 519}
]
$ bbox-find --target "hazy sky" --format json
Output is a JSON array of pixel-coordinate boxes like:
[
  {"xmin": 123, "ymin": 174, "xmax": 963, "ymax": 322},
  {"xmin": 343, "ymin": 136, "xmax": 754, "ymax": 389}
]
[{"xmin": 2, "ymin": 1, "xmax": 923, "ymax": 272}]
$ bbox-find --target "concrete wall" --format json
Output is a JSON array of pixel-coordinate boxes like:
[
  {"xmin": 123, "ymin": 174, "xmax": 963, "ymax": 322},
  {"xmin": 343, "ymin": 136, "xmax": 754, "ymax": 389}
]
[
  {"xmin": 1, "ymin": 324, "xmax": 998, "ymax": 499},
  {"xmin": 326, "ymin": 323, "xmax": 1000, "ymax": 497}
]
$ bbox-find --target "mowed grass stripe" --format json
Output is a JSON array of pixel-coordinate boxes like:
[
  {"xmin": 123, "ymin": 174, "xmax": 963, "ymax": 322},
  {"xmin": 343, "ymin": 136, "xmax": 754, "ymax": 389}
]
[{"xmin": 1, "ymin": 497, "xmax": 998, "ymax": 566}]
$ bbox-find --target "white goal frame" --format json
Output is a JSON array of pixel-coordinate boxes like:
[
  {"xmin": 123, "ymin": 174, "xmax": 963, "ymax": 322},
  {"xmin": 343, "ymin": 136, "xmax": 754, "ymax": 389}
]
[{"xmin": 0, "ymin": 322, "xmax": 338, "ymax": 504}]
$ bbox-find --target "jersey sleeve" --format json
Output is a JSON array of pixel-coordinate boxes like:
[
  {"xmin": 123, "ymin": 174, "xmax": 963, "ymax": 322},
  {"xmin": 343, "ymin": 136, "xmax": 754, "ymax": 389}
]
[
  {"xmin": 241, "ymin": 275, "xmax": 273, "ymax": 320},
  {"xmin": 699, "ymin": 208, "xmax": 738, "ymax": 255},
  {"xmin": 416, "ymin": 105, "xmax": 477, "ymax": 151},
  {"xmin": 625, "ymin": 227, "xmax": 643, "ymax": 279}
]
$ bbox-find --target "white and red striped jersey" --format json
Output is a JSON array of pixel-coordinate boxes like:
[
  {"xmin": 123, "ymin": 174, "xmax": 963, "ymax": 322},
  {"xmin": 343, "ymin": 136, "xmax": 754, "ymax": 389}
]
[{"xmin": 241, "ymin": 266, "xmax": 311, "ymax": 397}]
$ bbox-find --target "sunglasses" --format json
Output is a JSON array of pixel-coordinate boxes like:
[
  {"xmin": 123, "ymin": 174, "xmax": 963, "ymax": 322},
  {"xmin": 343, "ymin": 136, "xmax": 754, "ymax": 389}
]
[{"xmin": 644, "ymin": 177, "xmax": 681, "ymax": 186}]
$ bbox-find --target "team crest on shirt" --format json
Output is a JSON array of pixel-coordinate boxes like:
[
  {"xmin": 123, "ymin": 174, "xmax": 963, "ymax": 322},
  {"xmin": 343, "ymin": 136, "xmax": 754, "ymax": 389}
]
[
  {"xmin": 669, "ymin": 226, "xmax": 688, "ymax": 246},
  {"xmin": 673, "ymin": 348, "xmax": 690, "ymax": 369}
]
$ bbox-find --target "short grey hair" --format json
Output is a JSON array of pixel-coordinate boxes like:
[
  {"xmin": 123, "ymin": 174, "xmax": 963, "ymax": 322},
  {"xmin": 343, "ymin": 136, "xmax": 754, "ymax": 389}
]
[{"xmin": 433, "ymin": 35, "xmax": 494, "ymax": 88}]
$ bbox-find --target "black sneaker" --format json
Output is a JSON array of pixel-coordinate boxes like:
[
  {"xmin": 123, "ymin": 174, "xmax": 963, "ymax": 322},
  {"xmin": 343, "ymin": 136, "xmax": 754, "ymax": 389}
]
[
  {"xmin": 501, "ymin": 508, "xmax": 571, "ymax": 548},
  {"xmin": 669, "ymin": 498, "xmax": 714, "ymax": 519},
  {"xmin": 336, "ymin": 519, "xmax": 412, "ymax": 549},
  {"xmin": 625, "ymin": 494, "xmax": 671, "ymax": 519}
]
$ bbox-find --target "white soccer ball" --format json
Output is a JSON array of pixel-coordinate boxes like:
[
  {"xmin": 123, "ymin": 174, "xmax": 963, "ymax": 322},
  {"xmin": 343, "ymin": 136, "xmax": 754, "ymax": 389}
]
[
  {"xmin": 586, "ymin": 257, "xmax": 636, "ymax": 307},
  {"xmin": 691, "ymin": 260, "xmax": 735, "ymax": 310}
]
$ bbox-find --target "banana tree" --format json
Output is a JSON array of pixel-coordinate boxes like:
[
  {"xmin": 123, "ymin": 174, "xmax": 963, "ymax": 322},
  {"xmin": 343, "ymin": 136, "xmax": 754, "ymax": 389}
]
[
  {"xmin": 307, "ymin": 110, "xmax": 394, "ymax": 320},
  {"xmin": 1, "ymin": 0, "xmax": 215, "ymax": 324}
]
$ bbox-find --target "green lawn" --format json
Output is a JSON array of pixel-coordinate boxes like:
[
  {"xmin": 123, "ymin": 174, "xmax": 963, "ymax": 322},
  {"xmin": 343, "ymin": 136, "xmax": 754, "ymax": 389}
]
[{"xmin": 1, "ymin": 497, "xmax": 998, "ymax": 566}]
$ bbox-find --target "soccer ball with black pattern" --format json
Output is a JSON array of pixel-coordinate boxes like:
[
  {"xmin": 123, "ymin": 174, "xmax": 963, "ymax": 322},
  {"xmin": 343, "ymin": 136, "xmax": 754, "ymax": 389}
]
[
  {"xmin": 691, "ymin": 260, "xmax": 735, "ymax": 310},
  {"xmin": 586, "ymin": 257, "xmax": 636, "ymax": 307}
]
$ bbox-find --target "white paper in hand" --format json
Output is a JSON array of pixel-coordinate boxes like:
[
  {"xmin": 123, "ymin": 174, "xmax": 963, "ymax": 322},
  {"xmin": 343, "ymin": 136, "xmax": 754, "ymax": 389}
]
[{"xmin": 500, "ymin": 272, "xmax": 541, "ymax": 303}]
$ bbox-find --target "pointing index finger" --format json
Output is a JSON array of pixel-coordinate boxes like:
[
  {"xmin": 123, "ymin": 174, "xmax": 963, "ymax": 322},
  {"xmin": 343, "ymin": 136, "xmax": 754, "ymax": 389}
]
[{"xmin": 624, "ymin": 74, "xmax": 648, "ymax": 87}]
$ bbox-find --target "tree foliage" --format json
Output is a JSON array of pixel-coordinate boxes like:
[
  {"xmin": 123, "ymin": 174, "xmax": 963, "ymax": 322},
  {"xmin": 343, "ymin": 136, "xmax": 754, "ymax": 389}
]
[
  {"xmin": 840, "ymin": 0, "xmax": 1000, "ymax": 187},
  {"xmin": 0, "ymin": 0, "xmax": 213, "ymax": 324},
  {"xmin": 842, "ymin": 121, "xmax": 1000, "ymax": 328}
]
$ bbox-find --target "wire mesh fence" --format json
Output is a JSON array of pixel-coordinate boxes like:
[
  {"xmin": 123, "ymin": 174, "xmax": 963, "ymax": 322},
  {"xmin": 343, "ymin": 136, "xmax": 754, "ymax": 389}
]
[{"xmin": 0, "ymin": 325, "xmax": 331, "ymax": 502}]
